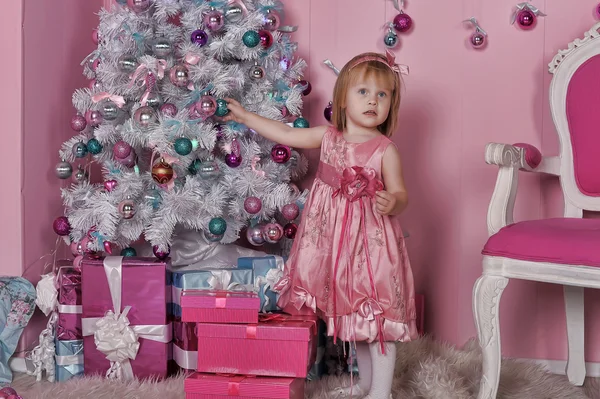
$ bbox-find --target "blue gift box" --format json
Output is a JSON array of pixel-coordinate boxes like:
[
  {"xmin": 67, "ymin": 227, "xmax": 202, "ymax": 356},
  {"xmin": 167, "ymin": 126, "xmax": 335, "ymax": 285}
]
[
  {"xmin": 168, "ymin": 268, "xmax": 254, "ymax": 317},
  {"xmin": 237, "ymin": 256, "xmax": 286, "ymax": 313},
  {"xmin": 54, "ymin": 339, "xmax": 84, "ymax": 382}
]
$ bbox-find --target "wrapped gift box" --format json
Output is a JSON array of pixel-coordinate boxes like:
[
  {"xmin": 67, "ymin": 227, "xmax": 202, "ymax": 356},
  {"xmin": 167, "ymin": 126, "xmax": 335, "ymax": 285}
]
[
  {"xmin": 195, "ymin": 315, "xmax": 316, "ymax": 378},
  {"xmin": 56, "ymin": 267, "xmax": 82, "ymax": 341},
  {"xmin": 184, "ymin": 372, "xmax": 304, "ymax": 399},
  {"xmin": 237, "ymin": 256, "xmax": 285, "ymax": 313},
  {"xmin": 54, "ymin": 339, "xmax": 84, "ymax": 382},
  {"xmin": 169, "ymin": 268, "xmax": 253, "ymax": 318},
  {"xmin": 180, "ymin": 290, "xmax": 260, "ymax": 324},
  {"xmin": 81, "ymin": 256, "xmax": 172, "ymax": 380},
  {"xmin": 173, "ymin": 317, "xmax": 198, "ymax": 371}
]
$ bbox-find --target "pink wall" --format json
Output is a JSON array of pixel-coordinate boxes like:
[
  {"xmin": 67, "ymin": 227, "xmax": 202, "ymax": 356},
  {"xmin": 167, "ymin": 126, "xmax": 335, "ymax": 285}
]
[{"xmin": 4, "ymin": 0, "xmax": 600, "ymax": 363}]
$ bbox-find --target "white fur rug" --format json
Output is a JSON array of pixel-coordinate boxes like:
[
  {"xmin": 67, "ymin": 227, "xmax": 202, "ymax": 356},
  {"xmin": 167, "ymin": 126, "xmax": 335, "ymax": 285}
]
[{"xmin": 9, "ymin": 336, "xmax": 600, "ymax": 399}]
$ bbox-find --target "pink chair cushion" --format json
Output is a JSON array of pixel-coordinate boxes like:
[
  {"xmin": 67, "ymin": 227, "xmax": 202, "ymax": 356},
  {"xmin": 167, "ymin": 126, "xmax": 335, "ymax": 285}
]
[{"xmin": 482, "ymin": 218, "xmax": 600, "ymax": 267}]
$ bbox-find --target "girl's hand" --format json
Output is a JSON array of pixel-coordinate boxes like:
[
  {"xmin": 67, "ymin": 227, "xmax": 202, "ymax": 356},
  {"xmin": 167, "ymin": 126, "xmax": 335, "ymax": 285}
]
[
  {"xmin": 375, "ymin": 190, "xmax": 397, "ymax": 215},
  {"xmin": 222, "ymin": 98, "xmax": 249, "ymax": 124}
]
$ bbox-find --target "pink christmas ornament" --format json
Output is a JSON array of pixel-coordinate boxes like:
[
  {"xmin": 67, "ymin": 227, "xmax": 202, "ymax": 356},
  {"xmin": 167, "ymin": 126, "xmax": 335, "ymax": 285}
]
[
  {"xmin": 263, "ymin": 223, "xmax": 284, "ymax": 244},
  {"xmin": 281, "ymin": 203, "xmax": 300, "ymax": 221},
  {"xmin": 244, "ymin": 196, "xmax": 262, "ymax": 214},
  {"xmin": 104, "ymin": 180, "xmax": 118, "ymax": 192},
  {"xmin": 71, "ymin": 115, "xmax": 87, "ymax": 132},
  {"xmin": 113, "ymin": 140, "xmax": 132, "ymax": 160}
]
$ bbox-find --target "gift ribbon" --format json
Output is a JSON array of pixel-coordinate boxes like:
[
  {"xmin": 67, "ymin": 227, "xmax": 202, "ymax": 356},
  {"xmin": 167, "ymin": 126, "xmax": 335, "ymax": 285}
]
[
  {"xmin": 81, "ymin": 256, "xmax": 172, "ymax": 380},
  {"xmin": 173, "ymin": 344, "xmax": 197, "ymax": 370},
  {"xmin": 208, "ymin": 270, "xmax": 254, "ymax": 292},
  {"xmin": 253, "ymin": 267, "xmax": 284, "ymax": 312},
  {"xmin": 26, "ymin": 312, "xmax": 58, "ymax": 382},
  {"xmin": 55, "ymin": 354, "xmax": 83, "ymax": 366},
  {"xmin": 57, "ymin": 304, "xmax": 82, "ymax": 314}
]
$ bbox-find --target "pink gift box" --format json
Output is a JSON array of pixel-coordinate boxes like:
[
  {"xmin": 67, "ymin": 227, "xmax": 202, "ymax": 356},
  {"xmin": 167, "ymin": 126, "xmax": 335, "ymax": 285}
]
[
  {"xmin": 56, "ymin": 267, "xmax": 83, "ymax": 341},
  {"xmin": 56, "ymin": 312, "xmax": 82, "ymax": 340},
  {"xmin": 195, "ymin": 315, "xmax": 317, "ymax": 378},
  {"xmin": 81, "ymin": 256, "xmax": 172, "ymax": 379},
  {"xmin": 184, "ymin": 372, "xmax": 304, "ymax": 399},
  {"xmin": 174, "ymin": 317, "xmax": 197, "ymax": 351},
  {"xmin": 58, "ymin": 266, "xmax": 81, "ymax": 305},
  {"xmin": 181, "ymin": 290, "xmax": 260, "ymax": 324}
]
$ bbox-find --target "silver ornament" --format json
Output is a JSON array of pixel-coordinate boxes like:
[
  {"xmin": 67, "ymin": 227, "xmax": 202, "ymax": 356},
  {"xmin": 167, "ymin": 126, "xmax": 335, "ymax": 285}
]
[
  {"xmin": 153, "ymin": 38, "xmax": 172, "ymax": 58},
  {"xmin": 145, "ymin": 92, "xmax": 163, "ymax": 108},
  {"xmin": 263, "ymin": 11, "xmax": 281, "ymax": 31},
  {"xmin": 73, "ymin": 166, "xmax": 89, "ymax": 183},
  {"xmin": 250, "ymin": 64, "xmax": 265, "ymax": 80},
  {"xmin": 383, "ymin": 30, "xmax": 399, "ymax": 49},
  {"xmin": 134, "ymin": 106, "xmax": 157, "ymax": 128},
  {"xmin": 55, "ymin": 160, "xmax": 73, "ymax": 179},
  {"xmin": 118, "ymin": 54, "xmax": 139, "ymax": 73},
  {"xmin": 198, "ymin": 160, "xmax": 221, "ymax": 179},
  {"xmin": 102, "ymin": 101, "xmax": 119, "ymax": 121},
  {"xmin": 119, "ymin": 199, "xmax": 136, "ymax": 219},
  {"xmin": 224, "ymin": 4, "xmax": 243, "ymax": 23}
]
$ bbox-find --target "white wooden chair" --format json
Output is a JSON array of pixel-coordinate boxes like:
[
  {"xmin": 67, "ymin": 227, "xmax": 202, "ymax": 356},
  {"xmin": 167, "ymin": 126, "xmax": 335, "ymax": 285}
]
[{"xmin": 474, "ymin": 22, "xmax": 600, "ymax": 399}]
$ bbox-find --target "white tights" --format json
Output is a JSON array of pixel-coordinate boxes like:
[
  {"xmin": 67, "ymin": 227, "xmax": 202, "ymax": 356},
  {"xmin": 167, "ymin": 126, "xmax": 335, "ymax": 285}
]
[{"xmin": 331, "ymin": 341, "xmax": 396, "ymax": 399}]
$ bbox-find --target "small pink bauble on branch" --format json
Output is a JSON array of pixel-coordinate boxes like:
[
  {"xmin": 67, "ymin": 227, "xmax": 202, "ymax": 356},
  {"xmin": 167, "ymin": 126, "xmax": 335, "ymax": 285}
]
[
  {"xmin": 244, "ymin": 196, "xmax": 262, "ymax": 214},
  {"xmin": 53, "ymin": 216, "xmax": 71, "ymax": 236},
  {"xmin": 196, "ymin": 95, "xmax": 217, "ymax": 118},
  {"xmin": 263, "ymin": 223, "xmax": 284, "ymax": 244},
  {"xmin": 246, "ymin": 225, "xmax": 265, "ymax": 246},
  {"xmin": 204, "ymin": 8, "xmax": 224, "ymax": 31},
  {"xmin": 127, "ymin": 0, "xmax": 152, "ymax": 13},
  {"xmin": 271, "ymin": 144, "xmax": 291, "ymax": 163},
  {"xmin": 281, "ymin": 203, "xmax": 300, "ymax": 221},
  {"xmin": 71, "ymin": 114, "xmax": 87, "ymax": 132},
  {"xmin": 160, "ymin": 103, "xmax": 178, "ymax": 117},
  {"xmin": 113, "ymin": 140, "xmax": 132, "ymax": 160},
  {"xmin": 85, "ymin": 110, "xmax": 103, "ymax": 127},
  {"xmin": 153, "ymin": 245, "xmax": 170, "ymax": 260},
  {"xmin": 511, "ymin": 2, "xmax": 546, "ymax": 30}
]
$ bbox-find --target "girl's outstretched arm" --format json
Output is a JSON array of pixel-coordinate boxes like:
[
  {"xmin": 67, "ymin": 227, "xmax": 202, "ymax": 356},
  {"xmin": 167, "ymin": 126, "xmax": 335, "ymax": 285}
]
[{"xmin": 222, "ymin": 98, "xmax": 327, "ymax": 149}]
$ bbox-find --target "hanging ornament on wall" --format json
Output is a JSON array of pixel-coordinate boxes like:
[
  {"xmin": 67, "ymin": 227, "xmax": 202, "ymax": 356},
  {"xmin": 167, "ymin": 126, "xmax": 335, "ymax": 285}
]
[
  {"xmin": 596, "ymin": 4, "xmax": 600, "ymax": 19},
  {"xmin": 383, "ymin": 26, "xmax": 399, "ymax": 49},
  {"xmin": 510, "ymin": 2, "xmax": 546, "ymax": 30},
  {"xmin": 464, "ymin": 17, "xmax": 488, "ymax": 49},
  {"xmin": 390, "ymin": 0, "xmax": 413, "ymax": 33}
]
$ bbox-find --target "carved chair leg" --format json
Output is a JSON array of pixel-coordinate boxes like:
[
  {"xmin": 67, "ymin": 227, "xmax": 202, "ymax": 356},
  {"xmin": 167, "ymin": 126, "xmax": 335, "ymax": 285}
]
[
  {"xmin": 564, "ymin": 285, "xmax": 586, "ymax": 386},
  {"xmin": 473, "ymin": 274, "xmax": 509, "ymax": 399}
]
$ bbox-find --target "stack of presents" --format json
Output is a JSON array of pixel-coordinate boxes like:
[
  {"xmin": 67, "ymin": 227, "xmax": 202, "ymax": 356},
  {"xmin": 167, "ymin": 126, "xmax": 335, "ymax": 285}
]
[{"xmin": 43, "ymin": 254, "xmax": 424, "ymax": 398}]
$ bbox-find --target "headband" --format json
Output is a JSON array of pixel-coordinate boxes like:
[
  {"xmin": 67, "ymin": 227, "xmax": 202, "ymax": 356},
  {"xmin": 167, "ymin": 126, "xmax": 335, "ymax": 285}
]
[{"xmin": 348, "ymin": 49, "xmax": 409, "ymax": 76}]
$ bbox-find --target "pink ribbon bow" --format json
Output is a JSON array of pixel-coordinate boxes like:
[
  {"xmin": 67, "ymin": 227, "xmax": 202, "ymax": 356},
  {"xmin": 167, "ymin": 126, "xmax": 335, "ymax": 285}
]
[
  {"xmin": 333, "ymin": 166, "xmax": 384, "ymax": 202},
  {"xmin": 358, "ymin": 298, "xmax": 384, "ymax": 321},
  {"xmin": 290, "ymin": 286, "xmax": 317, "ymax": 312},
  {"xmin": 92, "ymin": 93, "xmax": 126, "ymax": 108},
  {"xmin": 384, "ymin": 49, "xmax": 409, "ymax": 76}
]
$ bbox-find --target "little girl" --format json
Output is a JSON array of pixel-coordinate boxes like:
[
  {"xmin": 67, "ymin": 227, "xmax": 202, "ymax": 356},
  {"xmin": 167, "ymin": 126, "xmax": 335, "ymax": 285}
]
[{"xmin": 223, "ymin": 50, "xmax": 417, "ymax": 399}]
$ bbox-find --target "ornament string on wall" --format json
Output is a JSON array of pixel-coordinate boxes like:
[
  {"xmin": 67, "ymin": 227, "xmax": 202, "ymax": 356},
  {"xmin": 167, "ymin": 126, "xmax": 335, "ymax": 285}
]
[
  {"xmin": 511, "ymin": 2, "xmax": 546, "ymax": 30},
  {"xmin": 464, "ymin": 17, "xmax": 488, "ymax": 49},
  {"xmin": 322, "ymin": 59, "xmax": 341, "ymax": 122},
  {"xmin": 382, "ymin": 0, "xmax": 413, "ymax": 49}
]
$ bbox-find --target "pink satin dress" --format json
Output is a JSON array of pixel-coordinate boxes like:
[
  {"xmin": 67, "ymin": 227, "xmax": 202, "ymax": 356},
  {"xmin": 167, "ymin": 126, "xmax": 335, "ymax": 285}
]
[{"xmin": 275, "ymin": 127, "xmax": 418, "ymax": 345}]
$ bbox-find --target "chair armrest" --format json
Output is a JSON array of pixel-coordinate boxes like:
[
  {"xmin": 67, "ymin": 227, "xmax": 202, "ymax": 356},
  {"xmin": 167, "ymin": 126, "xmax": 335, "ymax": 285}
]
[{"xmin": 484, "ymin": 143, "xmax": 559, "ymax": 236}]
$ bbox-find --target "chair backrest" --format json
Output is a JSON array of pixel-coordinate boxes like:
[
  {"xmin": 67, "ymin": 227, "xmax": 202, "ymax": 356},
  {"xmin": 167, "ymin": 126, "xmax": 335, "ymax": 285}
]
[{"xmin": 549, "ymin": 22, "xmax": 600, "ymax": 214}]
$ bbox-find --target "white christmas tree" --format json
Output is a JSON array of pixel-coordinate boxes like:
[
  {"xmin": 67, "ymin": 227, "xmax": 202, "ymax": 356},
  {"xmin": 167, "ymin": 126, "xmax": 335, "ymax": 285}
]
[{"xmin": 53, "ymin": 0, "xmax": 310, "ymax": 259}]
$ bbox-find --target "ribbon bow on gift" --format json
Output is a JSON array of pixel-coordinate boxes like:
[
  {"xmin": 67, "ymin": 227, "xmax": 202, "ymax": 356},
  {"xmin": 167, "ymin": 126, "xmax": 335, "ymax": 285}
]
[
  {"xmin": 208, "ymin": 270, "xmax": 253, "ymax": 292},
  {"xmin": 254, "ymin": 268, "xmax": 284, "ymax": 312}
]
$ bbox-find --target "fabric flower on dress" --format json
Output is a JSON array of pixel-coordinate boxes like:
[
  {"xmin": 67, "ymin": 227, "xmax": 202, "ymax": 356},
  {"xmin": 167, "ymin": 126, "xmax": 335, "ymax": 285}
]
[{"xmin": 333, "ymin": 166, "xmax": 384, "ymax": 202}]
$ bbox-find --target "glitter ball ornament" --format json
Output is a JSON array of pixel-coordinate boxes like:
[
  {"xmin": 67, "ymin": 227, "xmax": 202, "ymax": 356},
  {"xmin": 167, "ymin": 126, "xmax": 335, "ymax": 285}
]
[
  {"xmin": 263, "ymin": 223, "xmax": 284, "ymax": 244},
  {"xmin": 393, "ymin": 12, "xmax": 413, "ymax": 32},
  {"xmin": 324, "ymin": 101, "xmax": 333, "ymax": 122},
  {"xmin": 209, "ymin": 217, "xmax": 227, "ymax": 235},
  {"xmin": 384, "ymin": 30, "xmax": 399, "ymax": 48},
  {"xmin": 242, "ymin": 30, "xmax": 260, "ymax": 48},
  {"xmin": 263, "ymin": 10, "xmax": 281, "ymax": 31},
  {"xmin": 55, "ymin": 160, "xmax": 73, "ymax": 179},
  {"xmin": 152, "ymin": 158, "xmax": 174, "ymax": 184},
  {"xmin": 72, "ymin": 142, "xmax": 88, "ymax": 158},
  {"xmin": 244, "ymin": 196, "xmax": 262, "ymax": 214},
  {"xmin": 516, "ymin": 9, "xmax": 535, "ymax": 29},
  {"xmin": 71, "ymin": 115, "xmax": 87, "ymax": 131},
  {"xmin": 249, "ymin": 64, "xmax": 265, "ymax": 80},
  {"xmin": 297, "ymin": 80, "xmax": 312, "ymax": 96},
  {"xmin": 85, "ymin": 110, "xmax": 103, "ymax": 127},
  {"xmin": 191, "ymin": 29, "xmax": 208, "ymax": 47},
  {"xmin": 282, "ymin": 203, "xmax": 300, "ymax": 221},
  {"xmin": 53, "ymin": 216, "xmax": 71, "ymax": 236},
  {"xmin": 120, "ymin": 247, "xmax": 137, "ymax": 257},
  {"xmin": 169, "ymin": 64, "xmax": 189, "ymax": 88},
  {"xmin": 470, "ymin": 32, "xmax": 486, "ymax": 48},
  {"xmin": 258, "ymin": 30, "xmax": 273, "ymax": 49},
  {"xmin": 118, "ymin": 54, "xmax": 138, "ymax": 73},
  {"xmin": 102, "ymin": 101, "xmax": 119, "ymax": 121},
  {"xmin": 160, "ymin": 103, "xmax": 178, "ymax": 117},
  {"xmin": 246, "ymin": 225, "xmax": 265, "ymax": 246},
  {"xmin": 127, "ymin": 0, "xmax": 151, "ymax": 13},
  {"xmin": 225, "ymin": 153, "xmax": 242, "ymax": 167},
  {"xmin": 118, "ymin": 199, "xmax": 136, "ymax": 219},
  {"xmin": 293, "ymin": 117, "xmax": 309, "ymax": 128},
  {"xmin": 174, "ymin": 137, "xmax": 193, "ymax": 155},
  {"xmin": 196, "ymin": 95, "xmax": 217, "ymax": 117},
  {"xmin": 87, "ymin": 138, "xmax": 103, "ymax": 155},
  {"xmin": 284, "ymin": 222, "xmax": 298, "ymax": 239},
  {"xmin": 215, "ymin": 99, "xmax": 229, "ymax": 117},
  {"xmin": 271, "ymin": 144, "xmax": 291, "ymax": 163},
  {"xmin": 204, "ymin": 9, "xmax": 224, "ymax": 31},
  {"xmin": 73, "ymin": 166, "xmax": 89, "ymax": 182},
  {"xmin": 113, "ymin": 140, "xmax": 132, "ymax": 159},
  {"xmin": 134, "ymin": 106, "xmax": 156, "ymax": 128},
  {"xmin": 153, "ymin": 245, "xmax": 170, "ymax": 260},
  {"xmin": 225, "ymin": 4, "xmax": 244, "ymax": 23},
  {"xmin": 153, "ymin": 38, "xmax": 172, "ymax": 58}
]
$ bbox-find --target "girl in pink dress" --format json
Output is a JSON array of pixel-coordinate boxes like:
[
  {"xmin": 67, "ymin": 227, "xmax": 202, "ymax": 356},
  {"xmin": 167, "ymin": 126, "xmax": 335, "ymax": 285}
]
[{"xmin": 223, "ymin": 50, "xmax": 417, "ymax": 399}]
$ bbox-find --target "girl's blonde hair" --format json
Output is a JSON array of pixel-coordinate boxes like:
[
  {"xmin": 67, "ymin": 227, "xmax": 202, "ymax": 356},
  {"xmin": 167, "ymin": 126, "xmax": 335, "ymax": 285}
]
[{"xmin": 331, "ymin": 52, "xmax": 402, "ymax": 137}]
